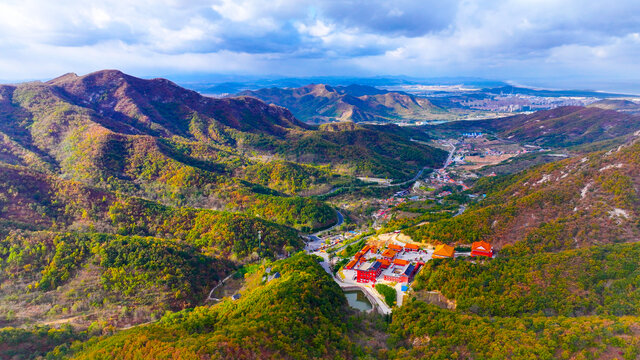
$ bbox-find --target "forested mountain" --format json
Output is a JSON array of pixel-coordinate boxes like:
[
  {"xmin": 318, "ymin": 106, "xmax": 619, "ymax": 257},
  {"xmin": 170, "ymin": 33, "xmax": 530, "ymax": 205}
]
[
  {"xmin": 0, "ymin": 70, "xmax": 449, "ymax": 343},
  {"xmin": 63, "ymin": 254, "xmax": 359, "ymax": 360},
  {"xmin": 16, "ymin": 254, "xmax": 640, "ymax": 360},
  {"xmin": 404, "ymin": 134, "xmax": 640, "ymax": 252},
  {"xmin": 6, "ymin": 70, "xmax": 640, "ymax": 360},
  {"xmin": 435, "ymin": 106, "xmax": 640, "ymax": 148},
  {"xmin": 0, "ymin": 70, "xmax": 446, "ymax": 225},
  {"xmin": 0, "ymin": 71, "xmax": 446, "ymax": 188},
  {"xmin": 240, "ymin": 84, "xmax": 446, "ymax": 123},
  {"xmin": 0, "ymin": 163, "xmax": 305, "ymax": 331}
]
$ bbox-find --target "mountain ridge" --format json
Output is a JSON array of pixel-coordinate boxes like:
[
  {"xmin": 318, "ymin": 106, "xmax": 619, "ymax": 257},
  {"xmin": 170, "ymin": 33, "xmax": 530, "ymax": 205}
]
[
  {"xmin": 239, "ymin": 83, "xmax": 446, "ymax": 123},
  {"xmin": 434, "ymin": 105, "xmax": 640, "ymax": 148}
]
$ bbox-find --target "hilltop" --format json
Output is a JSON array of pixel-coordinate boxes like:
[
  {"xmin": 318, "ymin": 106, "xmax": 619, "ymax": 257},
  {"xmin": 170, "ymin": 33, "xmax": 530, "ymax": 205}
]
[
  {"xmin": 239, "ymin": 83, "xmax": 447, "ymax": 124},
  {"xmin": 63, "ymin": 254, "xmax": 359, "ymax": 360},
  {"xmin": 1, "ymin": 71, "xmax": 446, "ymax": 186},
  {"xmin": 589, "ymin": 99, "xmax": 640, "ymax": 114}
]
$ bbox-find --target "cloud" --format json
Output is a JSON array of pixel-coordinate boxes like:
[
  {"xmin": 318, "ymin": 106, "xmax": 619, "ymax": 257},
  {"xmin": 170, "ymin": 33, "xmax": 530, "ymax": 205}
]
[{"xmin": 0, "ymin": 0, "xmax": 639, "ymax": 90}]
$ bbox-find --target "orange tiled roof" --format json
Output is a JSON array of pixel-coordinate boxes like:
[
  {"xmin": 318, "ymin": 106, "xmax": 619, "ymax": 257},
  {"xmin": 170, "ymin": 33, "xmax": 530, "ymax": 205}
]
[
  {"xmin": 381, "ymin": 249, "xmax": 397, "ymax": 258},
  {"xmin": 393, "ymin": 258, "xmax": 409, "ymax": 266},
  {"xmin": 378, "ymin": 258, "xmax": 391, "ymax": 267},
  {"xmin": 404, "ymin": 243, "xmax": 420, "ymax": 250},
  {"xmin": 388, "ymin": 244, "xmax": 403, "ymax": 251},
  {"xmin": 345, "ymin": 259, "xmax": 358, "ymax": 269},
  {"xmin": 472, "ymin": 241, "xmax": 492, "ymax": 252},
  {"xmin": 433, "ymin": 244, "xmax": 455, "ymax": 258}
]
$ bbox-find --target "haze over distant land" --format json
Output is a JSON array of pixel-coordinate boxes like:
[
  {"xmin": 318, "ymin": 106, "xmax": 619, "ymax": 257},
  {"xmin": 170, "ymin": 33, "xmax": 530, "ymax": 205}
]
[{"xmin": 1, "ymin": 1, "xmax": 640, "ymax": 93}]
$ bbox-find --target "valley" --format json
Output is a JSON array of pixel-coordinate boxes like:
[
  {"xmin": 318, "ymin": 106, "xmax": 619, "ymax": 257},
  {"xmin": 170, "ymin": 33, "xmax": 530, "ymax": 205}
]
[{"xmin": 2, "ymin": 71, "xmax": 640, "ymax": 360}]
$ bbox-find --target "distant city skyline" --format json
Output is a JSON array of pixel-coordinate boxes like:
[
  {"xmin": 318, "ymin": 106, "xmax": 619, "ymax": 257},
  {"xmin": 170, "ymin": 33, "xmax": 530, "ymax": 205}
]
[{"xmin": 1, "ymin": 1, "xmax": 640, "ymax": 93}]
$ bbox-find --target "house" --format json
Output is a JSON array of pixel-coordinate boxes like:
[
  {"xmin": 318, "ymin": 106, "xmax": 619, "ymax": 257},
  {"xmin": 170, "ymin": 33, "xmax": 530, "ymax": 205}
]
[
  {"xmin": 378, "ymin": 258, "xmax": 391, "ymax": 269},
  {"xmin": 345, "ymin": 259, "xmax": 358, "ymax": 270},
  {"xmin": 404, "ymin": 243, "xmax": 420, "ymax": 252},
  {"xmin": 471, "ymin": 241, "xmax": 493, "ymax": 257},
  {"xmin": 356, "ymin": 261, "xmax": 383, "ymax": 283},
  {"xmin": 383, "ymin": 263, "xmax": 419, "ymax": 283},
  {"xmin": 388, "ymin": 244, "xmax": 403, "ymax": 252},
  {"xmin": 432, "ymin": 244, "xmax": 455, "ymax": 259},
  {"xmin": 360, "ymin": 245, "xmax": 371, "ymax": 254},
  {"xmin": 231, "ymin": 293, "xmax": 241, "ymax": 301},
  {"xmin": 381, "ymin": 249, "xmax": 397, "ymax": 259},
  {"xmin": 393, "ymin": 258, "xmax": 409, "ymax": 266}
]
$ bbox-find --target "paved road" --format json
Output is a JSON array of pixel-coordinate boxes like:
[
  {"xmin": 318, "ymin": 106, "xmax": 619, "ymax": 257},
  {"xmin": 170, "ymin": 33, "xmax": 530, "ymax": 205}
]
[
  {"xmin": 395, "ymin": 283, "xmax": 405, "ymax": 307},
  {"xmin": 206, "ymin": 273, "xmax": 235, "ymax": 301},
  {"xmin": 453, "ymin": 204, "xmax": 467, "ymax": 217},
  {"xmin": 305, "ymin": 210, "xmax": 344, "ymax": 250},
  {"xmin": 313, "ymin": 210, "xmax": 344, "ymax": 236}
]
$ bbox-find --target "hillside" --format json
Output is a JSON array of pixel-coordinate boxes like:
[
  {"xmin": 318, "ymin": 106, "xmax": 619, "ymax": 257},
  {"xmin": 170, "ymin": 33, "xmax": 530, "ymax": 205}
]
[
  {"xmin": 589, "ymin": 99, "xmax": 640, "ymax": 114},
  {"xmin": 20, "ymin": 253, "xmax": 640, "ymax": 360},
  {"xmin": 403, "ymin": 135, "xmax": 640, "ymax": 252},
  {"xmin": 240, "ymin": 84, "xmax": 447, "ymax": 124},
  {"xmin": 434, "ymin": 106, "xmax": 640, "ymax": 148},
  {"xmin": 0, "ymin": 71, "xmax": 446, "ymax": 198},
  {"xmin": 61, "ymin": 254, "xmax": 359, "ymax": 360},
  {"xmin": 0, "ymin": 163, "xmax": 308, "ymax": 330},
  {"xmin": 414, "ymin": 241, "xmax": 640, "ymax": 317},
  {"xmin": 0, "ymin": 70, "xmax": 448, "ymax": 341}
]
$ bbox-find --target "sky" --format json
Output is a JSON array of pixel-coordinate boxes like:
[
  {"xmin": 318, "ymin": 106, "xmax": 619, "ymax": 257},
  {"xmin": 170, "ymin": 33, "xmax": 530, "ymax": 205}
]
[{"xmin": 1, "ymin": 0, "xmax": 640, "ymax": 92}]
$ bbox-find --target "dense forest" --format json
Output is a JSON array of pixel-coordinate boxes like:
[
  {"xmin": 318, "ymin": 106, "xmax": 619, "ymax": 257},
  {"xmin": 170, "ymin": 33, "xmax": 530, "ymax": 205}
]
[
  {"xmin": 62, "ymin": 254, "xmax": 360, "ymax": 360},
  {"xmin": 413, "ymin": 242, "xmax": 640, "ymax": 317},
  {"xmin": 387, "ymin": 301, "xmax": 640, "ymax": 359},
  {"xmin": 402, "ymin": 138, "xmax": 640, "ymax": 251}
]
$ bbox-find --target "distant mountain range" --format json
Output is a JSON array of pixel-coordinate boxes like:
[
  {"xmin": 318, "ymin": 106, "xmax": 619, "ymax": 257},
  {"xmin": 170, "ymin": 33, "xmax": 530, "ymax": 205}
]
[
  {"xmin": 178, "ymin": 75, "xmax": 507, "ymax": 95},
  {"xmin": 239, "ymin": 83, "xmax": 449, "ymax": 123}
]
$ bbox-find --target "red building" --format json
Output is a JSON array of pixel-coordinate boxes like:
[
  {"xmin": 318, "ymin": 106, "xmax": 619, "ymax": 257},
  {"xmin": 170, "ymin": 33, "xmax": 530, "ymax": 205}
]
[
  {"xmin": 345, "ymin": 259, "xmax": 358, "ymax": 270},
  {"xmin": 378, "ymin": 258, "xmax": 391, "ymax": 269},
  {"xmin": 471, "ymin": 241, "xmax": 493, "ymax": 257},
  {"xmin": 393, "ymin": 258, "xmax": 409, "ymax": 266},
  {"xmin": 404, "ymin": 243, "xmax": 420, "ymax": 252},
  {"xmin": 381, "ymin": 249, "xmax": 397, "ymax": 259},
  {"xmin": 388, "ymin": 244, "xmax": 403, "ymax": 252},
  {"xmin": 383, "ymin": 263, "xmax": 421, "ymax": 283},
  {"xmin": 356, "ymin": 261, "xmax": 383, "ymax": 283}
]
